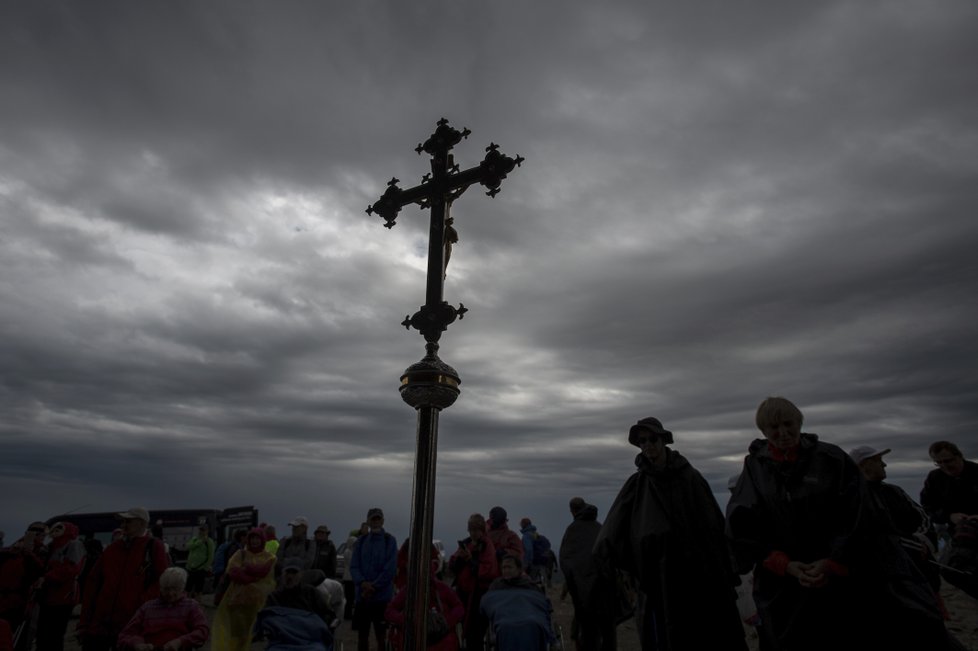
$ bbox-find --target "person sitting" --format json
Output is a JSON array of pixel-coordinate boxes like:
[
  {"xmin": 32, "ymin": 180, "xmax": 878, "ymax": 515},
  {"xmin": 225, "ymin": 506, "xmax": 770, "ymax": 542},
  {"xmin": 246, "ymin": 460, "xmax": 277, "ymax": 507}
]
[
  {"xmin": 481, "ymin": 556, "xmax": 556, "ymax": 651},
  {"xmin": 117, "ymin": 567, "xmax": 209, "ymax": 651},
  {"xmin": 385, "ymin": 560, "xmax": 464, "ymax": 650},
  {"xmin": 266, "ymin": 560, "xmax": 334, "ymax": 624},
  {"xmin": 255, "ymin": 560, "xmax": 335, "ymax": 651},
  {"xmin": 301, "ymin": 569, "xmax": 345, "ymax": 632}
]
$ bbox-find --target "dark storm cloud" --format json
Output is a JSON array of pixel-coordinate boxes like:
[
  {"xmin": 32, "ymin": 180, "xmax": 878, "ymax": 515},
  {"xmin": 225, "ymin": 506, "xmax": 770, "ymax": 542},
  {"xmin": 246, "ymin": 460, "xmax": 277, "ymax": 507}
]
[{"xmin": 2, "ymin": 1, "xmax": 977, "ymax": 545}]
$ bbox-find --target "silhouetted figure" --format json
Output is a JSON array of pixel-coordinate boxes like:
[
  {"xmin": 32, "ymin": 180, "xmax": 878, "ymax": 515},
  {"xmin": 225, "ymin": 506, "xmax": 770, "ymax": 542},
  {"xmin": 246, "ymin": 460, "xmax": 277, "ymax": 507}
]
[
  {"xmin": 597, "ymin": 417, "xmax": 746, "ymax": 651},
  {"xmin": 921, "ymin": 440, "xmax": 978, "ymax": 599},
  {"xmin": 560, "ymin": 499, "xmax": 616, "ymax": 651}
]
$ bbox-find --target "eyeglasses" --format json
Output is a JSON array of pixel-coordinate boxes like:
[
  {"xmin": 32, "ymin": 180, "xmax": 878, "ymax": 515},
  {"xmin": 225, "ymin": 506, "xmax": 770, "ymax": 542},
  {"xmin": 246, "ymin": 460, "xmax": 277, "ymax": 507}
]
[
  {"xmin": 634, "ymin": 436, "xmax": 660, "ymax": 446},
  {"xmin": 933, "ymin": 456, "xmax": 960, "ymax": 467}
]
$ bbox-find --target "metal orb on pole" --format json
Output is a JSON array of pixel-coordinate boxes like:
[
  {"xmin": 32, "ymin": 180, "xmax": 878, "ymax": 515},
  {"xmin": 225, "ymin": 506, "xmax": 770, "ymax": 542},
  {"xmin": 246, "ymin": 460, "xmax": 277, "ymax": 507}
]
[{"xmin": 366, "ymin": 118, "xmax": 523, "ymax": 649}]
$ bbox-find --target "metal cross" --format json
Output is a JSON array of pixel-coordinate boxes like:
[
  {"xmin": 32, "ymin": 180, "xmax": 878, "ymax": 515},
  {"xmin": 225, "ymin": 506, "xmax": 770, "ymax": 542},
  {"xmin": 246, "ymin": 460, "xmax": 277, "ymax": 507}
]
[
  {"xmin": 367, "ymin": 117, "xmax": 524, "ymax": 343},
  {"xmin": 366, "ymin": 118, "xmax": 523, "ymax": 650}
]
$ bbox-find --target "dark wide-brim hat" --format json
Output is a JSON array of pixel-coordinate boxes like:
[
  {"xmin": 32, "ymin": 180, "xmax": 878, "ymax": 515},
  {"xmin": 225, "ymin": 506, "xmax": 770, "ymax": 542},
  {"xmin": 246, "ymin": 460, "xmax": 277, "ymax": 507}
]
[{"xmin": 628, "ymin": 417, "xmax": 674, "ymax": 446}]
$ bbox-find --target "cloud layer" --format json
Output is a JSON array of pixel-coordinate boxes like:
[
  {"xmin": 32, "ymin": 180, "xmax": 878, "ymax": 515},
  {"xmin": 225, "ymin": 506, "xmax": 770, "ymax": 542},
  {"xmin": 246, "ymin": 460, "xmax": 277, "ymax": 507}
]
[{"xmin": 2, "ymin": 1, "xmax": 977, "ymax": 546}]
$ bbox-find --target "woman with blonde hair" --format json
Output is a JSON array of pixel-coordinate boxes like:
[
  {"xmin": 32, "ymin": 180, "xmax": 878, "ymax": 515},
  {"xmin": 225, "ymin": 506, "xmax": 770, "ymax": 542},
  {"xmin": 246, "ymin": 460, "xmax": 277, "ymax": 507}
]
[{"xmin": 211, "ymin": 527, "xmax": 276, "ymax": 650}]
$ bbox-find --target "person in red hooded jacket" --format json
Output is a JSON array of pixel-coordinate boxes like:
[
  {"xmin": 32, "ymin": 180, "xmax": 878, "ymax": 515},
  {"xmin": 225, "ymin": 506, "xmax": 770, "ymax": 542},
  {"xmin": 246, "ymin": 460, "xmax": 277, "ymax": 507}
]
[
  {"xmin": 449, "ymin": 513, "xmax": 499, "ymax": 651},
  {"xmin": 393, "ymin": 538, "xmax": 442, "ymax": 591},
  {"xmin": 0, "ymin": 522, "xmax": 46, "ymax": 648},
  {"xmin": 35, "ymin": 522, "xmax": 86, "ymax": 651},
  {"xmin": 78, "ymin": 508, "xmax": 170, "ymax": 651},
  {"xmin": 385, "ymin": 560, "xmax": 464, "ymax": 651}
]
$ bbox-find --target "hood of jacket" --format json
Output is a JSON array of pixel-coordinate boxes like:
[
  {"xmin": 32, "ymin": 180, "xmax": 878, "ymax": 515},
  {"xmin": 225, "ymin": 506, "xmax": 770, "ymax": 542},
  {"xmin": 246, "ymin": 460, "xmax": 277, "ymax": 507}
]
[
  {"xmin": 48, "ymin": 522, "xmax": 80, "ymax": 551},
  {"xmin": 574, "ymin": 504, "xmax": 598, "ymax": 522}
]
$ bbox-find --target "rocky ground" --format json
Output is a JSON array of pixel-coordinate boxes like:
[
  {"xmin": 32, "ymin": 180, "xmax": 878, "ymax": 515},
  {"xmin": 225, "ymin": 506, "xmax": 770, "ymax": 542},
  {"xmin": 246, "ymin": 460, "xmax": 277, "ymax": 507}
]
[{"xmin": 57, "ymin": 580, "xmax": 976, "ymax": 650}]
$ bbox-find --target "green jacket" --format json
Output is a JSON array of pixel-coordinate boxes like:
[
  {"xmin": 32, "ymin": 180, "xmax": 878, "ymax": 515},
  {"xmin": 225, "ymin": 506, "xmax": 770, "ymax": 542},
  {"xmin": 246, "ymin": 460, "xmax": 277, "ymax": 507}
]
[{"xmin": 186, "ymin": 535, "xmax": 215, "ymax": 571}]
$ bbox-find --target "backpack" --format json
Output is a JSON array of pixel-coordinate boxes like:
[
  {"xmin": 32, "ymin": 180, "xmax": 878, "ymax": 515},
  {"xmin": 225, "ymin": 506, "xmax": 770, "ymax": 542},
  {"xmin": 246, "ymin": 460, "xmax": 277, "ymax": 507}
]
[
  {"xmin": 531, "ymin": 534, "xmax": 551, "ymax": 560},
  {"xmin": 141, "ymin": 537, "xmax": 167, "ymax": 590}
]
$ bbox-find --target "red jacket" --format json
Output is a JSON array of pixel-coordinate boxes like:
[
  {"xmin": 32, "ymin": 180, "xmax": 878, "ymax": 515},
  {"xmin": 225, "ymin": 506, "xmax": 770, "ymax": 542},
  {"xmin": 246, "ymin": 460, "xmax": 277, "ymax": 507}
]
[
  {"xmin": 449, "ymin": 539, "xmax": 498, "ymax": 597},
  {"xmin": 486, "ymin": 526, "xmax": 522, "ymax": 562},
  {"xmin": 385, "ymin": 578, "xmax": 464, "ymax": 651},
  {"xmin": 117, "ymin": 596, "xmax": 209, "ymax": 649},
  {"xmin": 0, "ymin": 546, "xmax": 44, "ymax": 620},
  {"xmin": 79, "ymin": 535, "xmax": 170, "ymax": 638},
  {"xmin": 40, "ymin": 523, "xmax": 86, "ymax": 607},
  {"xmin": 394, "ymin": 541, "xmax": 441, "ymax": 591}
]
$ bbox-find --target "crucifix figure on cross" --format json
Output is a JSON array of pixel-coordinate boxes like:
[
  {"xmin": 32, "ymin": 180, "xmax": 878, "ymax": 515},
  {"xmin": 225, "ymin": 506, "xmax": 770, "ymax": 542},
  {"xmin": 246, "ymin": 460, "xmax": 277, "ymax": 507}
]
[{"xmin": 365, "ymin": 118, "xmax": 523, "ymax": 651}]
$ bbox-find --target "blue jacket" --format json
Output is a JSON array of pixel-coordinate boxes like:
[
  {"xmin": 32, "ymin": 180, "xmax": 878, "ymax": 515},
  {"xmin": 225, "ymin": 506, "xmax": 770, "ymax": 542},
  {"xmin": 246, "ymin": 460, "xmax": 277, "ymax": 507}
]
[
  {"xmin": 520, "ymin": 524, "xmax": 537, "ymax": 568},
  {"xmin": 257, "ymin": 606, "xmax": 333, "ymax": 651},
  {"xmin": 349, "ymin": 529, "xmax": 397, "ymax": 603}
]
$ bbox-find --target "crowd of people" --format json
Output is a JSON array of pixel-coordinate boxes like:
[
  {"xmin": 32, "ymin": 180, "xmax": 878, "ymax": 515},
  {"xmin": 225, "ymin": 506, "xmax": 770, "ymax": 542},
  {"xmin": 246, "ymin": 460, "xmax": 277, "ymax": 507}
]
[{"xmin": 1, "ymin": 395, "xmax": 976, "ymax": 651}]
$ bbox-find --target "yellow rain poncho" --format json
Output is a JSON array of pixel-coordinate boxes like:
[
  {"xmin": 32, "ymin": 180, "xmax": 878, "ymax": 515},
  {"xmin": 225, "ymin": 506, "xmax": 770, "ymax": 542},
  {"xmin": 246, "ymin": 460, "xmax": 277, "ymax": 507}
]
[{"xmin": 211, "ymin": 539, "xmax": 276, "ymax": 651}]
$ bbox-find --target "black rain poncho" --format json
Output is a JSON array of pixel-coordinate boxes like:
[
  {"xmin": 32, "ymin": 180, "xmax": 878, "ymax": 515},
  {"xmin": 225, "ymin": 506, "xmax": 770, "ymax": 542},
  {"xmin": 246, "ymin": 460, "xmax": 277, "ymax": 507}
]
[
  {"xmin": 594, "ymin": 448, "xmax": 746, "ymax": 651},
  {"xmin": 726, "ymin": 433, "xmax": 951, "ymax": 651}
]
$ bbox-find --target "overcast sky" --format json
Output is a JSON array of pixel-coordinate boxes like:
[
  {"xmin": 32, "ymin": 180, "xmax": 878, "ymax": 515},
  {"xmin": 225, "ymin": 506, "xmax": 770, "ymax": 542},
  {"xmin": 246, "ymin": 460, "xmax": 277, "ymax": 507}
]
[{"xmin": 2, "ymin": 1, "xmax": 977, "ymax": 549}]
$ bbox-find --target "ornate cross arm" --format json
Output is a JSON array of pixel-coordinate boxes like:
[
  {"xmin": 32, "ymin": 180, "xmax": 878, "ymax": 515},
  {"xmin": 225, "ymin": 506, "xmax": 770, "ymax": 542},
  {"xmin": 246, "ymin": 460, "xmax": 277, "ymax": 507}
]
[
  {"xmin": 365, "ymin": 144, "xmax": 524, "ymax": 228},
  {"xmin": 401, "ymin": 302, "xmax": 468, "ymax": 342}
]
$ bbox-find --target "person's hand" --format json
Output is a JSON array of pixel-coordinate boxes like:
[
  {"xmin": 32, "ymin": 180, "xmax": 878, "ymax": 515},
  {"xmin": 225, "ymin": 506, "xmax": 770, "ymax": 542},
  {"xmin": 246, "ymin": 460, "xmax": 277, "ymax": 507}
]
[
  {"xmin": 163, "ymin": 639, "xmax": 182, "ymax": 651},
  {"xmin": 785, "ymin": 561, "xmax": 819, "ymax": 588},
  {"xmin": 803, "ymin": 559, "xmax": 832, "ymax": 587},
  {"xmin": 949, "ymin": 512, "xmax": 976, "ymax": 525},
  {"xmin": 135, "ymin": 643, "xmax": 154, "ymax": 651}
]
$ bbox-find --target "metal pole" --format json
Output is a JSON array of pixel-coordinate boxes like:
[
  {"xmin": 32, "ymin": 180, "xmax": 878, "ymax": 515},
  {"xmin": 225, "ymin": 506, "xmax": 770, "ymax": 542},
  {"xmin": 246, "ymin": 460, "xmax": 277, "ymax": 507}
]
[{"xmin": 403, "ymin": 406, "xmax": 439, "ymax": 650}]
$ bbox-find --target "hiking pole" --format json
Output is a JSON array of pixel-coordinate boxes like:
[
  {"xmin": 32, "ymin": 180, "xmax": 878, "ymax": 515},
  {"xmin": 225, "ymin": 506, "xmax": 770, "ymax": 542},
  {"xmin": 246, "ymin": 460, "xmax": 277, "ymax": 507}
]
[{"xmin": 928, "ymin": 559, "xmax": 976, "ymax": 577}]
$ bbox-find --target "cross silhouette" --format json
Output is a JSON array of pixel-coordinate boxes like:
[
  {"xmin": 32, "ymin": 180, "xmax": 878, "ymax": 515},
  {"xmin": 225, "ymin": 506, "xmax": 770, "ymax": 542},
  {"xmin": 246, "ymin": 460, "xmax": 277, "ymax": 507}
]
[
  {"xmin": 367, "ymin": 118, "xmax": 524, "ymax": 343},
  {"xmin": 365, "ymin": 118, "xmax": 524, "ymax": 651}
]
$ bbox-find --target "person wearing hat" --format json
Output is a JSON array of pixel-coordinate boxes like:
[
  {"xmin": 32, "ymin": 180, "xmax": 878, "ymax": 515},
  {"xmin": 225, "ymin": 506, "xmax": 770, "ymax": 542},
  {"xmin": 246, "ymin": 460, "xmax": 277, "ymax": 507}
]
[
  {"xmin": 849, "ymin": 445, "xmax": 962, "ymax": 648},
  {"xmin": 276, "ymin": 517, "xmax": 316, "ymax": 580},
  {"xmin": 350, "ymin": 508, "xmax": 397, "ymax": 651},
  {"xmin": 77, "ymin": 507, "xmax": 170, "ymax": 651},
  {"xmin": 311, "ymin": 525, "xmax": 338, "ymax": 579},
  {"xmin": 850, "ymin": 445, "xmax": 941, "ymax": 583},
  {"xmin": 265, "ymin": 558, "xmax": 335, "ymax": 625},
  {"xmin": 595, "ymin": 417, "xmax": 747, "ymax": 651}
]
